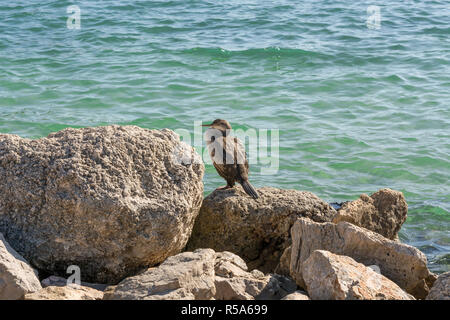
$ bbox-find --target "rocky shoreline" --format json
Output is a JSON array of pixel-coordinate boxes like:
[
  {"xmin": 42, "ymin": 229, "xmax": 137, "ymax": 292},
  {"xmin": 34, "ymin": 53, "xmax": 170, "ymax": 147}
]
[{"xmin": 0, "ymin": 126, "xmax": 448, "ymax": 300}]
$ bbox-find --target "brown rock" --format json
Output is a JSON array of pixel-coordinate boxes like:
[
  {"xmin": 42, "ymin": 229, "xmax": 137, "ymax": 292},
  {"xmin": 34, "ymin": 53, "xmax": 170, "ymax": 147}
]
[
  {"xmin": 103, "ymin": 249, "xmax": 216, "ymax": 300},
  {"xmin": 214, "ymin": 271, "xmax": 268, "ymax": 300},
  {"xmin": 104, "ymin": 249, "xmax": 297, "ymax": 300},
  {"xmin": 332, "ymin": 188, "xmax": 407, "ymax": 240},
  {"xmin": 426, "ymin": 272, "xmax": 449, "ymax": 300},
  {"xmin": 187, "ymin": 187, "xmax": 336, "ymax": 273},
  {"xmin": 302, "ymin": 250, "xmax": 413, "ymax": 300},
  {"xmin": 290, "ymin": 218, "xmax": 434, "ymax": 299},
  {"xmin": 24, "ymin": 285, "xmax": 103, "ymax": 300},
  {"xmin": 0, "ymin": 126, "xmax": 204, "ymax": 283},
  {"xmin": 215, "ymin": 267, "xmax": 296, "ymax": 300}
]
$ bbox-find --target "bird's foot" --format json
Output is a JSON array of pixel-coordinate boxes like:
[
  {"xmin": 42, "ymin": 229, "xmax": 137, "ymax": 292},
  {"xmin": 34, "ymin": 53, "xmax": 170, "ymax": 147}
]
[{"xmin": 216, "ymin": 185, "xmax": 234, "ymax": 190}]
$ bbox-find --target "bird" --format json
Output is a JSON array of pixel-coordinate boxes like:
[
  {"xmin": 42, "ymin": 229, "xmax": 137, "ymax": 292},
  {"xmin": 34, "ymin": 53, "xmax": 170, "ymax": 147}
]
[{"xmin": 202, "ymin": 119, "xmax": 259, "ymax": 199}]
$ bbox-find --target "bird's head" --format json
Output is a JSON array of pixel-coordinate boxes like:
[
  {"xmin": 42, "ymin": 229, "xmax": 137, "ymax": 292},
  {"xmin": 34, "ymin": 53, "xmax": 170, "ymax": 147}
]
[{"xmin": 201, "ymin": 119, "xmax": 232, "ymax": 131}]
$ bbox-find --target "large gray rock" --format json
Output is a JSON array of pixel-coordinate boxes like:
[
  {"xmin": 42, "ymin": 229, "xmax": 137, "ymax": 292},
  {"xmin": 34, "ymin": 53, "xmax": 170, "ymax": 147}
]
[
  {"xmin": 426, "ymin": 272, "xmax": 450, "ymax": 300},
  {"xmin": 0, "ymin": 126, "xmax": 204, "ymax": 284},
  {"xmin": 290, "ymin": 218, "xmax": 435, "ymax": 299},
  {"xmin": 187, "ymin": 186, "xmax": 336, "ymax": 273},
  {"xmin": 332, "ymin": 189, "xmax": 407, "ymax": 240},
  {"xmin": 303, "ymin": 250, "xmax": 413, "ymax": 300},
  {"xmin": 104, "ymin": 249, "xmax": 297, "ymax": 300},
  {"xmin": 0, "ymin": 233, "xmax": 42, "ymax": 299}
]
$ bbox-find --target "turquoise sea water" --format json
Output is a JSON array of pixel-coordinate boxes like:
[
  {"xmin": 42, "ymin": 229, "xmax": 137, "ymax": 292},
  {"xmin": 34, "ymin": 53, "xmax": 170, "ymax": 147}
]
[{"xmin": 0, "ymin": 1, "xmax": 449, "ymax": 273}]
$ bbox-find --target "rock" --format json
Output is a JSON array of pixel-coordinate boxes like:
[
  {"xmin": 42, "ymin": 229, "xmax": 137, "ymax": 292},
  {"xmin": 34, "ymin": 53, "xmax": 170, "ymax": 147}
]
[
  {"xmin": 104, "ymin": 249, "xmax": 297, "ymax": 300},
  {"xmin": 275, "ymin": 189, "xmax": 407, "ymax": 275},
  {"xmin": 103, "ymin": 285, "xmax": 117, "ymax": 298},
  {"xmin": 215, "ymin": 264, "xmax": 296, "ymax": 300},
  {"xmin": 302, "ymin": 250, "xmax": 413, "ymax": 300},
  {"xmin": 332, "ymin": 189, "xmax": 407, "ymax": 240},
  {"xmin": 104, "ymin": 249, "xmax": 217, "ymax": 300},
  {"xmin": 214, "ymin": 271, "xmax": 268, "ymax": 300},
  {"xmin": 426, "ymin": 272, "xmax": 450, "ymax": 300},
  {"xmin": 281, "ymin": 290, "xmax": 310, "ymax": 300},
  {"xmin": 274, "ymin": 246, "xmax": 291, "ymax": 276},
  {"xmin": 290, "ymin": 218, "xmax": 435, "ymax": 299},
  {"xmin": 213, "ymin": 251, "xmax": 268, "ymax": 300},
  {"xmin": 41, "ymin": 275, "xmax": 109, "ymax": 292},
  {"xmin": 187, "ymin": 186, "xmax": 336, "ymax": 273},
  {"xmin": 0, "ymin": 126, "xmax": 204, "ymax": 283},
  {"xmin": 24, "ymin": 285, "xmax": 103, "ymax": 300},
  {"xmin": 0, "ymin": 233, "xmax": 42, "ymax": 299},
  {"xmin": 261, "ymin": 274, "xmax": 298, "ymax": 300}
]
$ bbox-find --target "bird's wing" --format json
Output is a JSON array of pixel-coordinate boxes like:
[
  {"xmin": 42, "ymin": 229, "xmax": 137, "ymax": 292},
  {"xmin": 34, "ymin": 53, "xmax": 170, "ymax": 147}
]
[
  {"xmin": 232, "ymin": 137, "xmax": 247, "ymax": 165},
  {"xmin": 213, "ymin": 161, "xmax": 228, "ymax": 180},
  {"xmin": 220, "ymin": 136, "xmax": 245, "ymax": 164},
  {"xmin": 232, "ymin": 136, "xmax": 249, "ymax": 181}
]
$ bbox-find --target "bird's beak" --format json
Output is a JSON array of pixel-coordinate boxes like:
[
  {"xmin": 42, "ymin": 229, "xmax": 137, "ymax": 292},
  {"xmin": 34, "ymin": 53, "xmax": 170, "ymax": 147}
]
[{"xmin": 201, "ymin": 123, "xmax": 213, "ymax": 127}]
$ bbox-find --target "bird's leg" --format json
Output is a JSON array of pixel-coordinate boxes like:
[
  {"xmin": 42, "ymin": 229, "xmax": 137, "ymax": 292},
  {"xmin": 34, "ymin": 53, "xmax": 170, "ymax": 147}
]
[{"xmin": 216, "ymin": 181, "xmax": 235, "ymax": 190}]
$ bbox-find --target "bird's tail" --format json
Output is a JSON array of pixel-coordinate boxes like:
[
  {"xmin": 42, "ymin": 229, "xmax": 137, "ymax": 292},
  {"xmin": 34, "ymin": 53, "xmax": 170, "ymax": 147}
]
[{"xmin": 241, "ymin": 180, "xmax": 259, "ymax": 199}]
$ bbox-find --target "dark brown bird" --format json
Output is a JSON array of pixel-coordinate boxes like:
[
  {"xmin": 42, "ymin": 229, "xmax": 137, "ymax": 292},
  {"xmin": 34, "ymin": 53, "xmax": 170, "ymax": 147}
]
[{"xmin": 202, "ymin": 119, "xmax": 259, "ymax": 199}]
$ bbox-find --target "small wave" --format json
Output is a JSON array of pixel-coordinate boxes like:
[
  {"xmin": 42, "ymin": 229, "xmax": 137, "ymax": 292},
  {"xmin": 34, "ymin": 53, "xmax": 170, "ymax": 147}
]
[
  {"xmin": 421, "ymin": 26, "xmax": 450, "ymax": 35},
  {"xmin": 174, "ymin": 46, "xmax": 331, "ymax": 60}
]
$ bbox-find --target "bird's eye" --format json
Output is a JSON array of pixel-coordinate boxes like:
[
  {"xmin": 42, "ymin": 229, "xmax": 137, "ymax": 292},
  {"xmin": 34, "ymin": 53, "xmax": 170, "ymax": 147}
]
[{"xmin": 210, "ymin": 136, "xmax": 215, "ymax": 142}]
